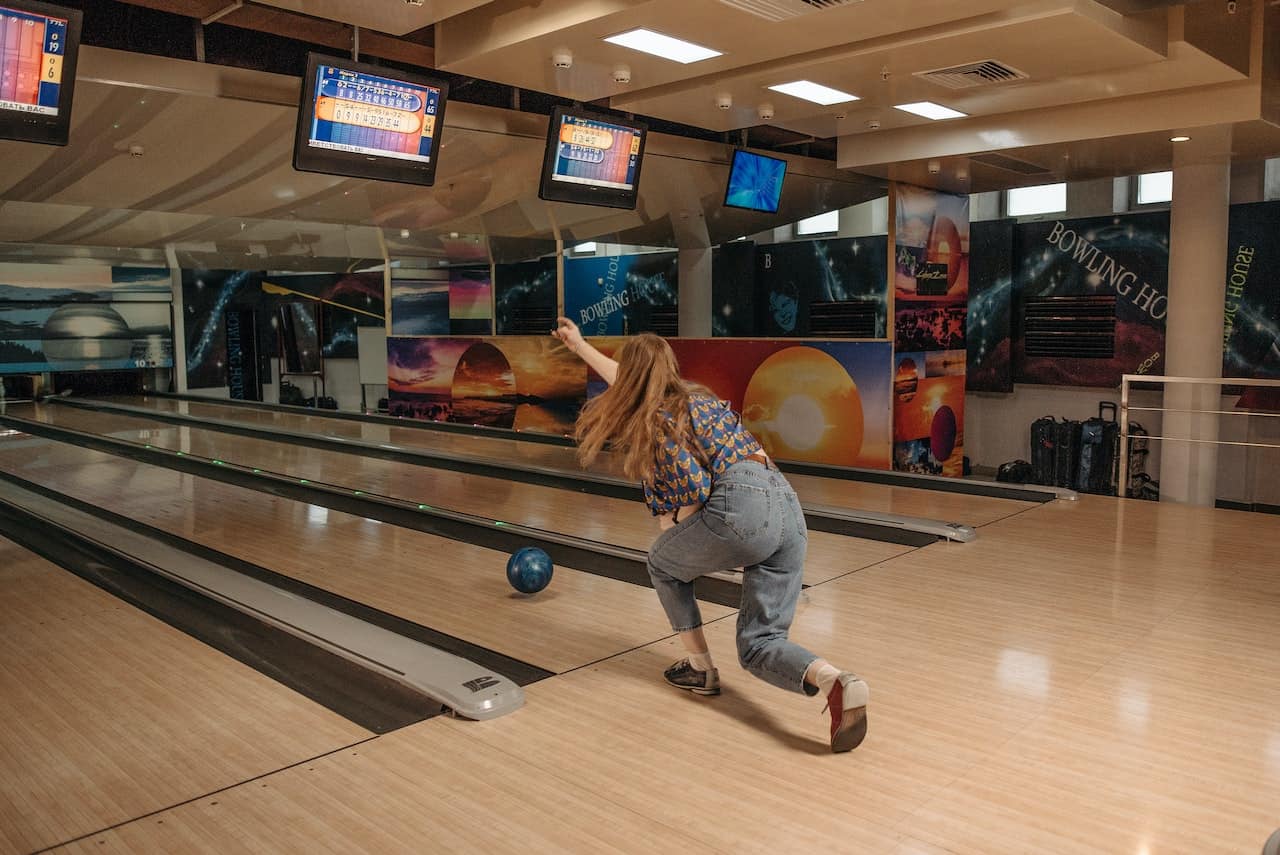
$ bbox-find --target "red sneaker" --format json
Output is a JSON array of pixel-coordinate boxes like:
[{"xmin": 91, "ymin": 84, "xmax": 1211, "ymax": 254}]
[{"xmin": 823, "ymin": 673, "xmax": 869, "ymax": 753}]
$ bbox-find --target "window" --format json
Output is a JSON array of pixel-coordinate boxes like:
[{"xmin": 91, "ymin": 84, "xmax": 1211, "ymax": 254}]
[
  {"xmin": 796, "ymin": 210, "xmax": 838, "ymax": 235},
  {"xmin": 1136, "ymin": 171, "xmax": 1172, "ymax": 205},
  {"xmin": 1006, "ymin": 183, "xmax": 1066, "ymax": 217}
]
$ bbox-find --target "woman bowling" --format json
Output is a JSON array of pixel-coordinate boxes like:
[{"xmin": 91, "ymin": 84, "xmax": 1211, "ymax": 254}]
[{"xmin": 551, "ymin": 317, "xmax": 869, "ymax": 753}]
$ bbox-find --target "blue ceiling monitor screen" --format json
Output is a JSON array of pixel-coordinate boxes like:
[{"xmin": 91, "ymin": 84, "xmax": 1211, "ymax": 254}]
[{"xmin": 724, "ymin": 149, "xmax": 787, "ymax": 213}]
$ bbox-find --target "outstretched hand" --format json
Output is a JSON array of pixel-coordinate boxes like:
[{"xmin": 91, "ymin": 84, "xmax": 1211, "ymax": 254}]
[{"xmin": 552, "ymin": 317, "xmax": 585, "ymax": 353}]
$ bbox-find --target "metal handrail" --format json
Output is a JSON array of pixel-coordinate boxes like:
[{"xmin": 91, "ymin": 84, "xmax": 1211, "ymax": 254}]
[{"xmin": 1118, "ymin": 374, "xmax": 1280, "ymax": 498}]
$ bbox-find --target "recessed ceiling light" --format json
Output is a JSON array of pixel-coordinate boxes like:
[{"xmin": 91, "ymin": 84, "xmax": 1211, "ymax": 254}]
[
  {"xmin": 1170, "ymin": 135, "xmax": 1191, "ymax": 142},
  {"xmin": 603, "ymin": 29, "xmax": 721, "ymax": 64},
  {"xmin": 767, "ymin": 80, "xmax": 859, "ymax": 106},
  {"xmin": 894, "ymin": 101, "xmax": 967, "ymax": 120}
]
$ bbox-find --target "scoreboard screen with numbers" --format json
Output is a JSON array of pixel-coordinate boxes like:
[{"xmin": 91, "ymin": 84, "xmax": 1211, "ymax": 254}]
[
  {"xmin": 307, "ymin": 64, "xmax": 441, "ymax": 164},
  {"xmin": 293, "ymin": 53, "xmax": 449, "ymax": 186},
  {"xmin": 537, "ymin": 106, "xmax": 648, "ymax": 210},
  {"xmin": 0, "ymin": 0, "xmax": 80, "ymax": 145},
  {"xmin": 0, "ymin": 4, "xmax": 68, "ymax": 117},
  {"xmin": 550, "ymin": 114, "xmax": 641, "ymax": 191}
]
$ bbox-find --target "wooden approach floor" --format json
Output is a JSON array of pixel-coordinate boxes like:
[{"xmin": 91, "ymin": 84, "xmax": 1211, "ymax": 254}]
[{"xmin": 1, "ymin": 425, "xmax": 1278, "ymax": 854}]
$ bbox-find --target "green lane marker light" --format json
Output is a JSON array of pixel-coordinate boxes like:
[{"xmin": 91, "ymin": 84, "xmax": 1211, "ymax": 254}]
[
  {"xmin": 418, "ymin": 504, "xmax": 430, "ymax": 510},
  {"xmin": 494, "ymin": 521, "xmax": 507, "ymax": 526},
  {"xmin": 253, "ymin": 469, "xmax": 261, "ymax": 473},
  {"xmin": 299, "ymin": 479, "xmax": 309, "ymax": 484},
  {"xmin": 213, "ymin": 460, "xmax": 224, "ymax": 465},
  {"xmin": 354, "ymin": 491, "xmax": 363, "ymax": 496}
]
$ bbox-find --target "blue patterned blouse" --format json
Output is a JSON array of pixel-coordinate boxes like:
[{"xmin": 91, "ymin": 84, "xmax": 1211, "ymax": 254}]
[{"xmin": 643, "ymin": 394, "xmax": 763, "ymax": 515}]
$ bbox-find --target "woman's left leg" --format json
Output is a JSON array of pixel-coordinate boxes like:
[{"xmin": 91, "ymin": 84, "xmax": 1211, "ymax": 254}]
[{"xmin": 647, "ymin": 512, "xmax": 750, "ymax": 696}]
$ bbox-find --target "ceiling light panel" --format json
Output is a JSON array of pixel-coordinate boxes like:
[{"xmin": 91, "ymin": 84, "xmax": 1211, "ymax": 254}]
[
  {"xmin": 894, "ymin": 101, "xmax": 967, "ymax": 120},
  {"xmin": 603, "ymin": 29, "xmax": 722, "ymax": 64},
  {"xmin": 767, "ymin": 80, "xmax": 859, "ymax": 105}
]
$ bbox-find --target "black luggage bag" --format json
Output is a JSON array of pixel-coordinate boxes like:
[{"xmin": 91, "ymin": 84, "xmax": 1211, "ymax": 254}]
[
  {"xmin": 1077, "ymin": 402, "xmax": 1121, "ymax": 494},
  {"xmin": 1030, "ymin": 416, "xmax": 1057, "ymax": 485},
  {"xmin": 1052, "ymin": 419, "xmax": 1082, "ymax": 489}
]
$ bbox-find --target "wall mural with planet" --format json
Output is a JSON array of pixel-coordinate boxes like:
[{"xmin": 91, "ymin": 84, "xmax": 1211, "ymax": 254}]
[
  {"xmin": 386, "ymin": 335, "xmax": 586, "ymax": 434},
  {"xmin": 893, "ymin": 185, "xmax": 969, "ymax": 475},
  {"xmin": 0, "ymin": 264, "xmax": 173, "ymax": 374},
  {"xmin": 386, "ymin": 334, "xmax": 893, "ymax": 468},
  {"xmin": 662, "ymin": 339, "xmax": 892, "ymax": 469}
]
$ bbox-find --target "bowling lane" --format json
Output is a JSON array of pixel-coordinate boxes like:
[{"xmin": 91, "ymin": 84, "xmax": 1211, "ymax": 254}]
[
  {"xmin": 103, "ymin": 395, "xmax": 1038, "ymax": 526},
  {"xmin": 0, "ymin": 433, "xmax": 731, "ymax": 674},
  {"xmin": 22, "ymin": 403, "xmax": 913, "ymax": 585},
  {"xmin": 0, "ymin": 535, "xmax": 368, "ymax": 854}
]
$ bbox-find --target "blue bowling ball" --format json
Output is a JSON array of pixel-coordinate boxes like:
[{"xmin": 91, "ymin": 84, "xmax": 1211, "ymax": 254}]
[{"xmin": 506, "ymin": 547, "xmax": 554, "ymax": 594}]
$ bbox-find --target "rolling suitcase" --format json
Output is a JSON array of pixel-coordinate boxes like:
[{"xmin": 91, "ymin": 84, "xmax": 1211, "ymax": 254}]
[
  {"xmin": 1053, "ymin": 419, "xmax": 1082, "ymax": 489},
  {"xmin": 1030, "ymin": 416, "xmax": 1057, "ymax": 485},
  {"xmin": 1077, "ymin": 402, "xmax": 1121, "ymax": 494}
]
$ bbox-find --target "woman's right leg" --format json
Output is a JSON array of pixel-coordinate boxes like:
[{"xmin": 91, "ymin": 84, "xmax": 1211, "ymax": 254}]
[{"xmin": 732, "ymin": 474, "xmax": 871, "ymax": 752}]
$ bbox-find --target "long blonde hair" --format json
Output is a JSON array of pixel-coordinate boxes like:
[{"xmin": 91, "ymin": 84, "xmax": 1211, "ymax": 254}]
[{"xmin": 576, "ymin": 334, "xmax": 707, "ymax": 485}]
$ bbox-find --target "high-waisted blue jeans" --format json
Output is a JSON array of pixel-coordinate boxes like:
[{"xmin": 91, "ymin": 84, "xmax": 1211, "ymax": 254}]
[{"xmin": 647, "ymin": 459, "xmax": 818, "ymax": 695}]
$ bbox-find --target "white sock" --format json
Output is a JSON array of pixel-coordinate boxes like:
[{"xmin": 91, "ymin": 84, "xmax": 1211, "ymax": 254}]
[
  {"xmin": 811, "ymin": 663, "xmax": 841, "ymax": 697},
  {"xmin": 689, "ymin": 651, "xmax": 715, "ymax": 672}
]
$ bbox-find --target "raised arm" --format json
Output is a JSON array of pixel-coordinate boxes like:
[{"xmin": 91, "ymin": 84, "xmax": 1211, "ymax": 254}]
[{"xmin": 552, "ymin": 317, "xmax": 618, "ymax": 385}]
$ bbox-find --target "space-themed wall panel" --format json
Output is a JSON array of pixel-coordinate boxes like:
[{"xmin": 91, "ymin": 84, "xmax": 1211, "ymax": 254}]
[
  {"xmin": 494, "ymin": 258, "xmax": 556, "ymax": 336},
  {"xmin": 184, "ymin": 269, "xmax": 383, "ymax": 389},
  {"xmin": 1011, "ymin": 212, "xmax": 1168, "ymax": 387},
  {"xmin": 564, "ymin": 252, "xmax": 678, "ymax": 337},
  {"xmin": 386, "ymin": 334, "xmax": 894, "ymax": 468},
  {"xmin": 753, "ymin": 237, "xmax": 888, "ymax": 338},
  {"xmin": 0, "ymin": 264, "xmax": 173, "ymax": 375},
  {"xmin": 966, "ymin": 219, "xmax": 1015, "ymax": 393},
  {"xmin": 1223, "ymin": 201, "xmax": 1280, "ymax": 381},
  {"xmin": 711, "ymin": 241, "xmax": 758, "ymax": 337}
]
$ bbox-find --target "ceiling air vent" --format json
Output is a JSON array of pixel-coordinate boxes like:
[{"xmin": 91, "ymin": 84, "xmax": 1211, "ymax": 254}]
[
  {"xmin": 970, "ymin": 152, "xmax": 1052, "ymax": 176},
  {"xmin": 915, "ymin": 60, "xmax": 1028, "ymax": 90},
  {"xmin": 718, "ymin": 0, "xmax": 860, "ymax": 22}
]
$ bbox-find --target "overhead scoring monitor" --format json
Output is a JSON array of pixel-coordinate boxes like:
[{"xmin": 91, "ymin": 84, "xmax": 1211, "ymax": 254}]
[
  {"xmin": 723, "ymin": 148, "xmax": 787, "ymax": 214},
  {"xmin": 0, "ymin": 0, "xmax": 82, "ymax": 146},
  {"xmin": 293, "ymin": 52, "xmax": 449, "ymax": 186},
  {"xmin": 538, "ymin": 106, "xmax": 647, "ymax": 210}
]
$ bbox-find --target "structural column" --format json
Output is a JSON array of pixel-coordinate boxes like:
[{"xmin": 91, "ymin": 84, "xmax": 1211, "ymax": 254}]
[
  {"xmin": 677, "ymin": 248, "xmax": 713, "ymax": 337},
  {"xmin": 674, "ymin": 206, "xmax": 713, "ymax": 338},
  {"xmin": 1161, "ymin": 125, "xmax": 1232, "ymax": 506}
]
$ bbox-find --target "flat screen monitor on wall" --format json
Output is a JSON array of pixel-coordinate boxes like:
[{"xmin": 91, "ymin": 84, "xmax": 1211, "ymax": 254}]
[
  {"xmin": 293, "ymin": 52, "xmax": 449, "ymax": 186},
  {"xmin": 0, "ymin": 0, "xmax": 82, "ymax": 146},
  {"xmin": 538, "ymin": 105, "xmax": 647, "ymax": 210},
  {"xmin": 723, "ymin": 149, "xmax": 787, "ymax": 213}
]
